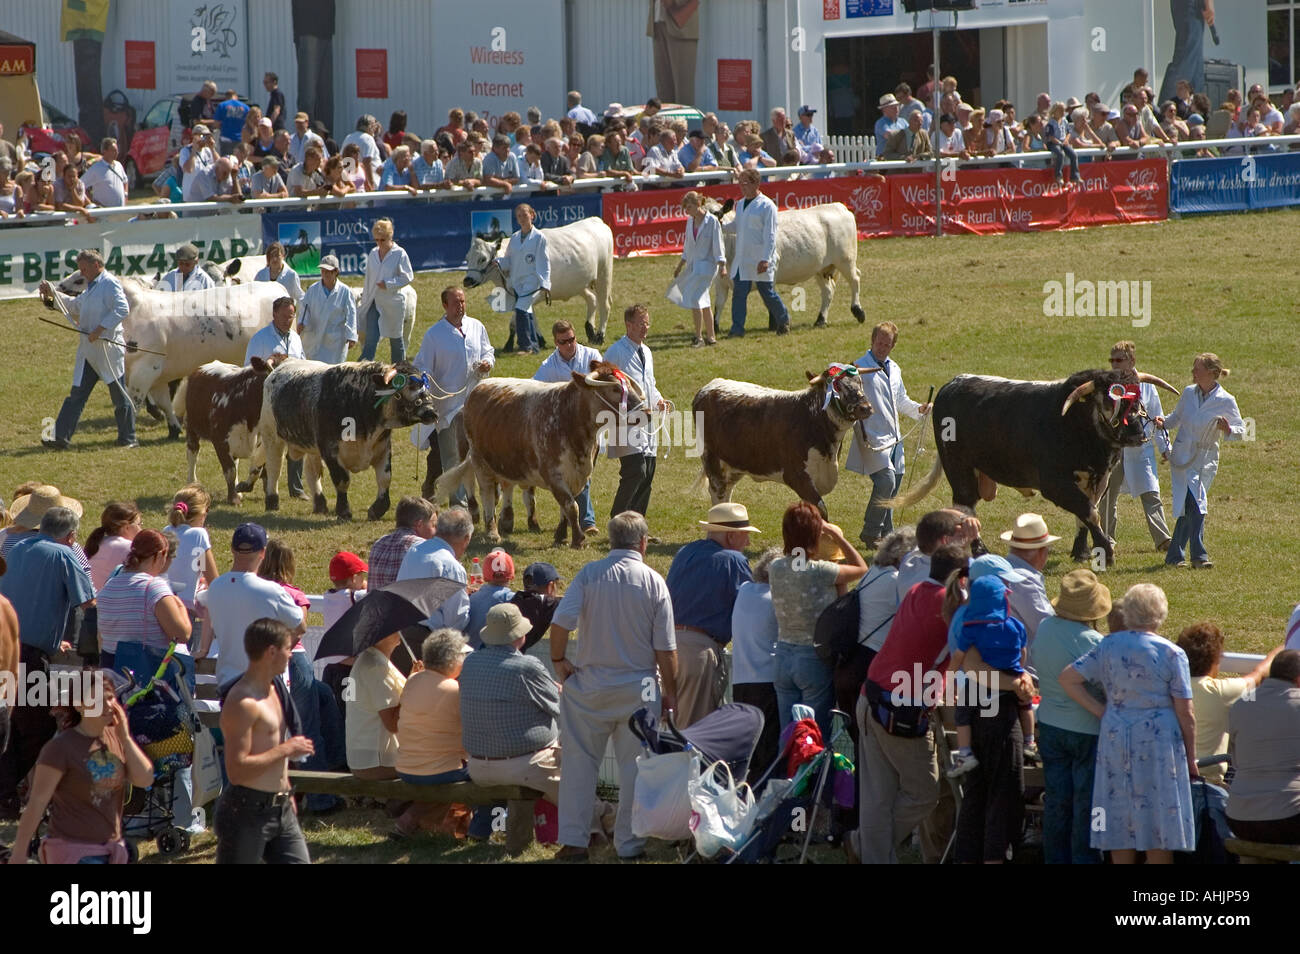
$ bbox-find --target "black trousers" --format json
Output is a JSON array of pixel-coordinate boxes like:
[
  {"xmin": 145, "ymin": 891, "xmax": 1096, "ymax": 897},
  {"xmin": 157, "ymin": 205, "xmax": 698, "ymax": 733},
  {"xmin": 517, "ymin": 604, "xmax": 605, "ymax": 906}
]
[
  {"xmin": 611, "ymin": 453, "xmax": 655, "ymax": 517},
  {"xmin": 954, "ymin": 691, "xmax": 1024, "ymax": 863},
  {"xmin": 1229, "ymin": 813, "xmax": 1300, "ymax": 845},
  {"xmin": 732, "ymin": 682, "xmax": 780, "ymax": 786},
  {"xmin": 215, "ymin": 785, "xmax": 312, "ymax": 864},
  {"xmin": 0, "ymin": 645, "xmax": 57, "ymax": 807}
]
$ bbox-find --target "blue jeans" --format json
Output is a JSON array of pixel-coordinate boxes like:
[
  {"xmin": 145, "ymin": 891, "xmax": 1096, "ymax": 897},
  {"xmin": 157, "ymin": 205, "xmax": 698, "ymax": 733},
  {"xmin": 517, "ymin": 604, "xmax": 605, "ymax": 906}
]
[
  {"xmin": 773, "ymin": 642, "xmax": 834, "ymax": 737},
  {"xmin": 576, "ymin": 480, "xmax": 595, "ymax": 529},
  {"xmin": 1047, "ymin": 142, "xmax": 1080, "ymax": 181},
  {"xmin": 1167, "ymin": 489, "xmax": 1208, "ymax": 563},
  {"xmin": 1159, "ymin": 0, "xmax": 1206, "ymax": 105},
  {"xmin": 359, "ymin": 303, "xmax": 405, "ymax": 362},
  {"xmin": 862, "ymin": 443, "xmax": 903, "ymax": 542},
  {"xmin": 729, "ymin": 278, "xmax": 789, "ymax": 336},
  {"xmin": 513, "ymin": 309, "xmax": 539, "ymax": 351},
  {"xmin": 1039, "ymin": 723, "xmax": 1102, "ymax": 864},
  {"xmin": 398, "ymin": 767, "xmax": 494, "ymax": 839},
  {"xmin": 289, "ymin": 652, "xmax": 345, "ymax": 811},
  {"xmin": 55, "ymin": 363, "xmax": 136, "ymax": 444}
]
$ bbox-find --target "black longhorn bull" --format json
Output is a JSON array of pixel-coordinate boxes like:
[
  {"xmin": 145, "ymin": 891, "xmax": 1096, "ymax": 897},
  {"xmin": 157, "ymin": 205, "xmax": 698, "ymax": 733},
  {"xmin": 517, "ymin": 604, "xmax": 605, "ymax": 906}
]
[{"xmin": 888, "ymin": 368, "xmax": 1178, "ymax": 565}]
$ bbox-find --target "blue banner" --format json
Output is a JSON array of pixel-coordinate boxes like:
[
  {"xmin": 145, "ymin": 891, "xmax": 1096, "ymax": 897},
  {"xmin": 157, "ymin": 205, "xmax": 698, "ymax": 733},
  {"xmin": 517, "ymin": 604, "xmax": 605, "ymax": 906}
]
[
  {"xmin": 1170, "ymin": 151, "xmax": 1300, "ymax": 214},
  {"xmin": 261, "ymin": 192, "xmax": 604, "ymax": 277},
  {"xmin": 846, "ymin": 0, "xmax": 892, "ymax": 15}
]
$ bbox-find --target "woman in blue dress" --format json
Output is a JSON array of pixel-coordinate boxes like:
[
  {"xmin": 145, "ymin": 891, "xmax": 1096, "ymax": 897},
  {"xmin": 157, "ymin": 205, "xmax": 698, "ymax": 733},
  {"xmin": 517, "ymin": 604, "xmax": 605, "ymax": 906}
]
[{"xmin": 1059, "ymin": 583, "xmax": 1197, "ymax": 863}]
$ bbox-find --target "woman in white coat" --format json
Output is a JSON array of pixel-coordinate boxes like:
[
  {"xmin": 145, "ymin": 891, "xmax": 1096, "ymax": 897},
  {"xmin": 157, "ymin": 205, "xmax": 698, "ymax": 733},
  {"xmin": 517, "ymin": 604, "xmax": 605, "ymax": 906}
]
[
  {"xmin": 1157, "ymin": 353, "xmax": 1246, "ymax": 569},
  {"xmin": 671, "ymin": 191, "xmax": 725, "ymax": 347},
  {"xmin": 359, "ymin": 217, "xmax": 414, "ymax": 362},
  {"xmin": 501, "ymin": 203, "xmax": 549, "ymax": 355}
]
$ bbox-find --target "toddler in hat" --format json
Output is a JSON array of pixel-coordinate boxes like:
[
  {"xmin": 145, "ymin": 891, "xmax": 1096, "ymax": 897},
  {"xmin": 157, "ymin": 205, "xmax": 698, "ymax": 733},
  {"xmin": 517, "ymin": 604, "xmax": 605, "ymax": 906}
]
[
  {"xmin": 322, "ymin": 551, "xmax": 369, "ymax": 631},
  {"xmin": 466, "ymin": 549, "xmax": 515, "ymax": 649}
]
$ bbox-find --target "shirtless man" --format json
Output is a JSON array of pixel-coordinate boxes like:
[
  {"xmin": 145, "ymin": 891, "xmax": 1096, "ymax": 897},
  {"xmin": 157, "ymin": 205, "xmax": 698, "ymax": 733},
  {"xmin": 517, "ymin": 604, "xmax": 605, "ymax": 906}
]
[{"xmin": 216, "ymin": 618, "xmax": 314, "ymax": 864}]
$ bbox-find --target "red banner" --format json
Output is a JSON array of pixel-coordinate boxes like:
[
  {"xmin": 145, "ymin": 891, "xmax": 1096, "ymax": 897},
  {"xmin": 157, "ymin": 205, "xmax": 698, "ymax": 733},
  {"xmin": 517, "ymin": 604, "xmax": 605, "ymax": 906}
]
[
  {"xmin": 889, "ymin": 158, "xmax": 1168, "ymax": 235},
  {"xmin": 0, "ymin": 44, "xmax": 34, "ymax": 75},
  {"xmin": 124, "ymin": 41, "xmax": 155, "ymax": 90},
  {"xmin": 823, "ymin": 0, "xmax": 841, "ymax": 18},
  {"xmin": 356, "ymin": 49, "xmax": 388, "ymax": 99},
  {"xmin": 602, "ymin": 160, "xmax": 1167, "ymax": 255},
  {"xmin": 717, "ymin": 59, "xmax": 752, "ymax": 113}
]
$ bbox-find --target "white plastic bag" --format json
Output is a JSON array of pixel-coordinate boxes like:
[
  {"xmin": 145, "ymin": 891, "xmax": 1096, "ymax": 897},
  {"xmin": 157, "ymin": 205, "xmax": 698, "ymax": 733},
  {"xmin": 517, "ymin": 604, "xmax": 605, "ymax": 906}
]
[
  {"xmin": 631, "ymin": 750, "xmax": 700, "ymax": 840},
  {"xmin": 688, "ymin": 759, "xmax": 757, "ymax": 857}
]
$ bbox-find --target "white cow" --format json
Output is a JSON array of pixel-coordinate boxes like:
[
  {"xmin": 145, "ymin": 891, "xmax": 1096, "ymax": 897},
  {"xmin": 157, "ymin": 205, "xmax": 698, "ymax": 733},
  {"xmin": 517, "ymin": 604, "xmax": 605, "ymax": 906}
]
[
  {"xmin": 713, "ymin": 200, "xmax": 864, "ymax": 327},
  {"xmin": 463, "ymin": 216, "xmax": 614, "ymax": 344}
]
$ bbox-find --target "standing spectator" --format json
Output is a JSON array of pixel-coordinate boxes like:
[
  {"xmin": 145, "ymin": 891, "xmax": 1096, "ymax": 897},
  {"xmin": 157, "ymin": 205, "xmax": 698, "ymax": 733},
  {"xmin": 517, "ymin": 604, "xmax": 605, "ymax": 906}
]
[
  {"xmin": 711, "ymin": 122, "xmax": 741, "ymax": 168},
  {"xmin": 195, "ymin": 523, "xmax": 306, "ymax": 689},
  {"xmin": 768, "ymin": 502, "xmax": 867, "ymax": 735},
  {"xmin": 358, "ymin": 218, "xmax": 414, "ymax": 362},
  {"xmin": 412, "ymin": 286, "xmax": 494, "ymax": 506},
  {"xmin": 566, "ymin": 91, "xmax": 598, "ymax": 129},
  {"xmin": 1158, "ymin": 353, "xmax": 1245, "ymax": 569},
  {"xmin": 231, "ymin": 141, "xmax": 255, "ymax": 194},
  {"xmin": 53, "ymin": 163, "xmax": 94, "ymax": 217},
  {"xmin": 604, "ymin": 303, "xmax": 666, "ymax": 517},
  {"xmin": 1225, "ymin": 649, "xmax": 1300, "ymax": 844},
  {"xmin": 541, "ymin": 136, "xmax": 574, "ymax": 186},
  {"xmin": 1060, "ymin": 583, "xmax": 1197, "ymax": 863},
  {"xmin": 84, "ymin": 501, "xmax": 141, "ymax": 593},
  {"xmin": 322, "ymin": 154, "xmax": 356, "ymax": 198},
  {"xmin": 935, "ymin": 113, "xmax": 968, "ymax": 158},
  {"xmin": 297, "ymin": 254, "xmax": 356, "ymax": 363},
  {"xmin": 164, "ymin": 485, "xmax": 218, "ymax": 625},
  {"xmin": 396, "ymin": 508, "xmax": 473, "ymax": 635},
  {"xmin": 793, "ymin": 105, "xmax": 822, "ymax": 161},
  {"xmin": 251, "ymin": 117, "xmax": 277, "ymax": 157},
  {"xmin": 466, "ymin": 550, "xmax": 515, "ymax": 648},
  {"xmin": 184, "ymin": 81, "xmax": 218, "ymax": 126},
  {"xmin": 180, "ymin": 125, "xmax": 217, "ymax": 204},
  {"xmin": 383, "ymin": 110, "xmax": 408, "ymax": 152},
  {"xmin": 0, "ymin": 504, "xmax": 95, "ymax": 817},
  {"xmin": 534, "ymin": 321, "xmax": 602, "ymax": 533},
  {"xmin": 501, "ymin": 204, "xmax": 549, "ymax": 355},
  {"xmin": 39, "ymin": 251, "xmax": 136, "ymax": 449},
  {"xmin": 874, "ymin": 94, "xmax": 907, "ymax": 158},
  {"xmin": 1158, "ymin": 0, "xmax": 1213, "ymax": 106},
  {"xmin": 368, "ymin": 496, "xmax": 436, "ymax": 591},
  {"xmin": 1101, "ymin": 342, "xmax": 1172, "ymax": 553},
  {"xmin": 730, "ymin": 547, "xmax": 781, "ymax": 782},
  {"xmin": 998, "ymin": 513, "xmax": 1057, "ymax": 643},
  {"xmin": 292, "ymin": 0, "xmax": 335, "ymax": 133},
  {"xmin": 1032, "ymin": 569, "xmax": 1111, "ymax": 864},
  {"xmin": 215, "ymin": 90, "xmax": 249, "ymax": 155},
  {"xmin": 568, "ymin": 134, "xmax": 599, "ymax": 178},
  {"xmin": 341, "ymin": 115, "xmax": 381, "ymax": 191},
  {"xmin": 762, "ymin": 108, "xmax": 798, "ymax": 160},
  {"xmin": 665, "ymin": 503, "xmax": 757, "ymax": 727},
  {"xmin": 839, "ymin": 528, "xmax": 915, "ymax": 719},
  {"xmin": 288, "ymin": 112, "xmax": 326, "ymax": 166},
  {"xmin": 724, "ymin": 169, "xmax": 789, "ymax": 337},
  {"xmin": 263, "ymin": 72, "xmax": 286, "ymax": 130},
  {"xmin": 549, "ymin": 511, "xmax": 679, "ymax": 861},
  {"xmin": 736, "ymin": 134, "xmax": 776, "ymax": 168},
  {"xmin": 437, "ymin": 109, "xmax": 467, "ymax": 145},
  {"xmin": 96, "ymin": 530, "xmax": 191, "ymax": 671},
  {"xmin": 254, "ymin": 242, "xmax": 305, "ymax": 302},
  {"xmin": 80, "ymin": 138, "xmax": 128, "ymax": 208},
  {"xmin": 672, "ymin": 190, "xmax": 724, "ymax": 347}
]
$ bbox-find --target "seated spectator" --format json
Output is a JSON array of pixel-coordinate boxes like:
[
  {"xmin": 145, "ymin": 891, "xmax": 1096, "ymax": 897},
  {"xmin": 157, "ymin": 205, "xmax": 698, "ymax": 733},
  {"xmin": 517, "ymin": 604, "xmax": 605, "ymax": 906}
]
[
  {"xmin": 644, "ymin": 130, "xmax": 687, "ymax": 178},
  {"xmin": 1159, "ymin": 101, "xmax": 1189, "ymax": 142},
  {"xmin": 511, "ymin": 123, "xmax": 533, "ymax": 163},
  {"xmin": 1019, "ymin": 114, "xmax": 1046, "ymax": 153},
  {"xmin": 467, "ymin": 549, "xmax": 516, "ymax": 648},
  {"xmin": 341, "ymin": 115, "xmax": 382, "ymax": 190},
  {"xmin": 567, "ymin": 133, "xmax": 597, "ymax": 178},
  {"xmin": 936, "ymin": 114, "xmax": 969, "ymax": 158},
  {"xmin": 980, "ymin": 108, "xmax": 1016, "ymax": 156},
  {"xmin": 1225, "ymin": 106, "xmax": 1266, "ymax": 155},
  {"xmin": 1206, "ymin": 100, "xmax": 1237, "ymax": 140},
  {"xmin": 251, "ymin": 117, "xmax": 277, "ymax": 156},
  {"xmin": 1086, "ymin": 103, "xmax": 1118, "ymax": 157},
  {"xmin": 1002, "ymin": 103, "xmax": 1022, "ymax": 140},
  {"xmin": 709, "ymin": 122, "xmax": 740, "ymax": 169},
  {"xmin": 737, "ymin": 134, "xmax": 776, "ymax": 169},
  {"xmin": 341, "ymin": 142, "xmax": 369, "ymax": 192},
  {"xmin": 396, "ymin": 507, "xmax": 472, "ymax": 633},
  {"xmin": 523, "ymin": 143, "xmax": 550, "ymax": 188},
  {"xmin": 288, "ymin": 146, "xmax": 327, "ymax": 198},
  {"xmin": 1254, "ymin": 94, "xmax": 1285, "ymax": 135},
  {"xmin": 412, "ymin": 139, "xmax": 447, "ymax": 189},
  {"xmin": 445, "ymin": 141, "xmax": 483, "ymax": 188},
  {"xmin": 0, "ymin": 161, "xmax": 25, "ymax": 219},
  {"xmin": 1225, "ymin": 650, "xmax": 1300, "ymax": 844},
  {"xmin": 1284, "ymin": 103, "xmax": 1300, "ymax": 136},
  {"xmin": 1178, "ymin": 622, "xmax": 1280, "ymax": 786},
  {"xmin": 678, "ymin": 129, "xmax": 718, "ymax": 173},
  {"xmin": 963, "ymin": 108, "xmax": 986, "ymax": 153},
  {"xmin": 580, "ymin": 134, "xmax": 605, "ymax": 178},
  {"xmin": 251, "ymin": 155, "xmax": 288, "ymax": 199},
  {"xmin": 368, "ymin": 497, "xmax": 435, "ymax": 592},
  {"xmin": 1068, "ymin": 107, "xmax": 1105, "ymax": 150},
  {"xmin": 481, "ymin": 135, "xmax": 523, "ymax": 193},
  {"xmin": 1044, "ymin": 102, "xmax": 1082, "ymax": 185},
  {"xmin": 378, "ymin": 144, "xmax": 417, "ymax": 194},
  {"xmin": 811, "ymin": 146, "xmax": 837, "ymax": 178},
  {"xmin": 511, "ymin": 561, "xmax": 562, "ymax": 652},
  {"xmin": 597, "ymin": 131, "xmax": 636, "ymax": 185},
  {"xmin": 53, "ymin": 163, "xmax": 94, "ymax": 216},
  {"xmin": 347, "ymin": 628, "xmax": 407, "ymax": 780},
  {"xmin": 793, "ymin": 105, "xmax": 823, "ymax": 162},
  {"xmin": 322, "ymin": 155, "xmax": 355, "ymax": 198},
  {"xmin": 541, "ymin": 136, "xmax": 574, "ymax": 185},
  {"xmin": 21, "ymin": 171, "xmax": 55, "ymax": 213},
  {"xmin": 882, "ymin": 110, "xmax": 933, "ymax": 161}
]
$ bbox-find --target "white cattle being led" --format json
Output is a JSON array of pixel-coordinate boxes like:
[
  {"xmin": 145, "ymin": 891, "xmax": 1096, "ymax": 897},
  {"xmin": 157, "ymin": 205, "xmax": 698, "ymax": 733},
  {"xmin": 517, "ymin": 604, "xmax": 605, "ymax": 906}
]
[{"xmin": 463, "ymin": 216, "xmax": 614, "ymax": 344}]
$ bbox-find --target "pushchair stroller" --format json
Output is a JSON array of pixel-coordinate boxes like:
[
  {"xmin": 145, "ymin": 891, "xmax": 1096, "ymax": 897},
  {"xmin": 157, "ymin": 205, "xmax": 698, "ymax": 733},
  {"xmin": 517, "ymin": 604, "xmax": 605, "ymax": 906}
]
[{"xmin": 629, "ymin": 703, "xmax": 766, "ymax": 785}]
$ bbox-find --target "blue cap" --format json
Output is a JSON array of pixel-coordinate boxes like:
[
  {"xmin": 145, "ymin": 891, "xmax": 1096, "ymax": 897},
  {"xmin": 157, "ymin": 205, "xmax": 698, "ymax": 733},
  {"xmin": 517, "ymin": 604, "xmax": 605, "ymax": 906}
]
[
  {"xmin": 523, "ymin": 562, "xmax": 561, "ymax": 589},
  {"xmin": 1187, "ymin": 113, "xmax": 1205, "ymax": 125},
  {"xmin": 231, "ymin": 522, "xmax": 268, "ymax": 552},
  {"xmin": 798, "ymin": 105, "xmax": 816, "ymax": 116},
  {"xmin": 969, "ymin": 553, "xmax": 1027, "ymax": 584},
  {"xmin": 966, "ymin": 575, "xmax": 1010, "ymax": 620}
]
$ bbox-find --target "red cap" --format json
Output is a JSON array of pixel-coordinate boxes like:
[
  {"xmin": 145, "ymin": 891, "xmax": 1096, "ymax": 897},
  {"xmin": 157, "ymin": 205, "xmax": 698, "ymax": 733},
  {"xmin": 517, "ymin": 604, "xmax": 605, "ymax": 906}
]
[
  {"xmin": 329, "ymin": 551, "xmax": 368, "ymax": 581},
  {"xmin": 483, "ymin": 548, "xmax": 515, "ymax": 583}
]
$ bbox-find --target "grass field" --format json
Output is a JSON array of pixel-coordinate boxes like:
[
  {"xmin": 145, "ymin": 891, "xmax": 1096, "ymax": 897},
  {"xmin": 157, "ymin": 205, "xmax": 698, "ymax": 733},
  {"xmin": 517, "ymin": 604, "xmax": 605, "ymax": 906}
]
[{"xmin": 1, "ymin": 209, "xmax": 1295, "ymax": 863}]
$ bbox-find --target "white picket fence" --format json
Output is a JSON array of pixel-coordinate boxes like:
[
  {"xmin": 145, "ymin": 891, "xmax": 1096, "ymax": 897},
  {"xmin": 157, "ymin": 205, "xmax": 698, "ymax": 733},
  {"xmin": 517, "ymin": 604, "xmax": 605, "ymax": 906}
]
[{"xmin": 824, "ymin": 134, "xmax": 876, "ymax": 163}]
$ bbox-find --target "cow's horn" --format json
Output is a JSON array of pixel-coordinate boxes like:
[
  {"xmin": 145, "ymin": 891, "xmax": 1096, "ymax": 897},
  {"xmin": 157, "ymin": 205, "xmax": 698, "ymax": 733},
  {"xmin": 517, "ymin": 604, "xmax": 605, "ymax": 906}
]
[
  {"xmin": 583, "ymin": 372, "xmax": 620, "ymax": 388},
  {"xmin": 1136, "ymin": 372, "xmax": 1179, "ymax": 396},
  {"xmin": 1060, "ymin": 380, "xmax": 1096, "ymax": 416}
]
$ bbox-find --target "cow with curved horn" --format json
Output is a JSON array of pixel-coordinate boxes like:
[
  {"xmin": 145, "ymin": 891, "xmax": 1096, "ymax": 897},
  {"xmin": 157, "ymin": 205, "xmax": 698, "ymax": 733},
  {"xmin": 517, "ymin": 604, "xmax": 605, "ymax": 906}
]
[
  {"xmin": 692, "ymin": 364, "xmax": 879, "ymax": 519},
  {"xmin": 886, "ymin": 368, "xmax": 1179, "ymax": 565},
  {"xmin": 435, "ymin": 361, "xmax": 645, "ymax": 548}
]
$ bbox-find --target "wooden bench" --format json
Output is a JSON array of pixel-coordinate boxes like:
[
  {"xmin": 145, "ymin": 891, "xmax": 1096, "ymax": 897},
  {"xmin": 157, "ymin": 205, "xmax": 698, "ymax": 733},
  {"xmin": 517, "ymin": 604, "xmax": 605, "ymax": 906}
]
[
  {"xmin": 1224, "ymin": 838, "xmax": 1300, "ymax": 864},
  {"xmin": 288, "ymin": 770, "xmax": 544, "ymax": 854}
]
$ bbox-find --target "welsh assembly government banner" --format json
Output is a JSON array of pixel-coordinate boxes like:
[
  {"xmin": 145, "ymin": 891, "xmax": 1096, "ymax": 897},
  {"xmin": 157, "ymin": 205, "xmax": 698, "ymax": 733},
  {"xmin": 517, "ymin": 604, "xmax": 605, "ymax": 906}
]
[
  {"xmin": 1170, "ymin": 151, "xmax": 1300, "ymax": 214},
  {"xmin": 261, "ymin": 192, "xmax": 604, "ymax": 277},
  {"xmin": 0, "ymin": 216, "xmax": 263, "ymax": 299}
]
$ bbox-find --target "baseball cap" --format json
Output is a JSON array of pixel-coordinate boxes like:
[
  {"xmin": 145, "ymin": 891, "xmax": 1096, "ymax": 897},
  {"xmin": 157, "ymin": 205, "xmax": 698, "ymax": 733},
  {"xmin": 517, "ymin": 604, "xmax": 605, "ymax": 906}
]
[
  {"xmin": 192, "ymin": 124, "xmax": 212, "ymax": 137},
  {"xmin": 319, "ymin": 253, "xmax": 341, "ymax": 271},
  {"xmin": 231, "ymin": 523, "xmax": 268, "ymax": 552},
  {"xmin": 258, "ymin": 117, "xmax": 273, "ymax": 128},
  {"xmin": 523, "ymin": 562, "xmax": 561, "ymax": 589},
  {"xmin": 798, "ymin": 105, "xmax": 816, "ymax": 116},
  {"xmin": 329, "ymin": 551, "xmax": 368, "ymax": 581},
  {"xmin": 176, "ymin": 242, "xmax": 200, "ymax": 262},
  {"xmin": 483, "ymin": 548, "xmax": 515, "ymax": 584}
]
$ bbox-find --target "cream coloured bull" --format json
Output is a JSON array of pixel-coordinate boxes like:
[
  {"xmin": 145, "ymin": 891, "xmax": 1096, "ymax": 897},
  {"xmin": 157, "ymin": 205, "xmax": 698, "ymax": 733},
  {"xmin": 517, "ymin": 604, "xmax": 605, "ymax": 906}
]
[
  {"xmin": 713, "ymin": 200, "xmax": 864, "ymax": 328},
  {"xmin": 463, "ymin": 216, "xmax": 614, "ymax": 344}
]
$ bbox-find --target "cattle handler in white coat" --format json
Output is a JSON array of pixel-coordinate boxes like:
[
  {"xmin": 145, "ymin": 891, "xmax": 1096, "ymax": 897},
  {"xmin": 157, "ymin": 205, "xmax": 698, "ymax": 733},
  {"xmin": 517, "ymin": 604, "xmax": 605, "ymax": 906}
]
[
  {"xmin": 246, "ymin": 297, "xmax": 307, "ymax": 499},
  {"xmin": 359, "ymin": 218, "xmax": 414, "ymax": 363},
  {"xmin": 1157, "ymin": 352, "xmax": 1246, "ymax": 569},
  {"xmin": 501, "ymin": 203, "xmax": 550, "ymax": 355},
  {"xmin": 156, "ymin": 242, "xmax": 216, "ymax": 293},
  {"xmin": 1101, "ymin": 341, "xmax": 1172, "ymax": 553},
  {"xmin": 724, "ymin": 168, "xmax": 789, "ymax": 337},
  {"xmin": 849, "ymin": 322, "xmax": 929, "ymax": 547},
  {"xmin": 535, "ymin": 319, "xmax": 603, "ymax": 534},
  {"xmin": 39, "ymin": 249, "xmax": 137, "ymax": 449},
  {"xmin": 297, "ymin": 254, "xmax": 357, "ymax": 363},
  {"xmin": 670, "ymin": 190, "xmax": 725, "ymax": 347}
]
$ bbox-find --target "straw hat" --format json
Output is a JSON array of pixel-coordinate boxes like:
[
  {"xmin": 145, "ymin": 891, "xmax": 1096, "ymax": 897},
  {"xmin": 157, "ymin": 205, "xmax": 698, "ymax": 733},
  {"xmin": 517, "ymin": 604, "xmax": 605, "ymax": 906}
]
[
  {"xmin": 9, "ymin": 485, "xmax": 83, "ymax": 530},
  {"xmin": 1000, "ymin": 512, "xmax": 1060, "ymax": 549},
  {"xmin": 878, "ymin": 94, "xmax": 901, "ymax": 108},
  {"xmin": 699, "ymin": 502, "xmax": 761, "ymax": 534},
  {"xmin": 1053, "ymin": 569, "xmax": 1112, "ymax": 622}
]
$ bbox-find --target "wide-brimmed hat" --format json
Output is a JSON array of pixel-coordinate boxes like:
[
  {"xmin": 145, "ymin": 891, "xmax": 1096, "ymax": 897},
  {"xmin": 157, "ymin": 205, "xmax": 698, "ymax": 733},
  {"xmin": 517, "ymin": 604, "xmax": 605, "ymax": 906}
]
[
  {"xmin": 9, "ymin": 485, "xmax": 83, "ymax": 530},
  {"xmin": 878, "ymin": 94, "xmax": 900, "ymax": 108},
  {"xmin": 1000, "ymin": 513, "xmax": 1060, "ymax": 549},
  {"xmin": 1053, "ymin": 569, "xmax": 1112, "ymax": 622},
  {"xmin": 480, "ymin": 603, "xmax": 531, "ymax": 645},
  {"xmin": 699, "ymin": 502, "xmax": 761, "ymax": 534}
]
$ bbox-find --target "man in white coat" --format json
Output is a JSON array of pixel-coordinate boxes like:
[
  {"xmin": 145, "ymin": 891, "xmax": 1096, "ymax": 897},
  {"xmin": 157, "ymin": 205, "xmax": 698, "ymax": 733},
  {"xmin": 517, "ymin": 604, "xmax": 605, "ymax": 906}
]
[
  {"xmin": 724, "ymin": 168, "xmax": 789, "ymax": 337},
  {"xmin": 412, "ymin": 287, "xmax": 494, "ymax": 508},
  {"xmin": 246, "ymin": 297, "xmax": 306, "ymax": 498},
  {"xmin": 849, "ymin": 322, "xmax": 930, "ymax": 547},
  {"xmin": 1101, "ymin": 341, "xmax": 1172, "ymax": 553},
  {"xmin": 1157, "ymin": 352, "xmax": 1246, "ymax": 569},
  {"xmin": 156, "ymin": 243, "xmax": 215, "ymax": 293},
  {"xmin": 604, "ymin": 303, "xmax": 667, "ymax": 519},
  {"xmin": 297, "ymin": 254, "xmax": 356, "ymax": 363},
  {"xmin": 535, "ymin": 319, "xmax": 604, "ymax": 534},
  {"xmin": 39, "ymin": 250, "xmax": 136, "ymax": 449},
  {"xmin": 501, "ymin": 203, "xmax": 550, "ymax": 355}
]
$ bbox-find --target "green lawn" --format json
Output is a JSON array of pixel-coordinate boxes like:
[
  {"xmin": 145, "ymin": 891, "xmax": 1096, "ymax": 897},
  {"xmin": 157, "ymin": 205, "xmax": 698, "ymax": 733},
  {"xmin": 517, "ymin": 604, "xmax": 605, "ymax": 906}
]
[{"xmin": 3, "ymin": 208, "xmax": 1295, "ymax": 863}]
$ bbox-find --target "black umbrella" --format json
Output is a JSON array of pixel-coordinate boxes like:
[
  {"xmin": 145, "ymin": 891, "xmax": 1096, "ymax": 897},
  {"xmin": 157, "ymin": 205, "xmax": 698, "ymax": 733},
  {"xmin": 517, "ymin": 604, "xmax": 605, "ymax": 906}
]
[{"xmin": 314, "ymin": 577, "xmax": 466, "ymax": 661}]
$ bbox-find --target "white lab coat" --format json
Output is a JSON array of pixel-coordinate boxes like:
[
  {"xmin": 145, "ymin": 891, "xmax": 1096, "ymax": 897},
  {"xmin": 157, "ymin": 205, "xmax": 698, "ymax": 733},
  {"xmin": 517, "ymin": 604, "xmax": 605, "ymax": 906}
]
[
  {"xmin": 674, "ymin": 213, "xmax": 724, "ymax": 309},
  {"xmin": 1118, "ymin": 380, "xmax": 1171, "ymax": 497},
  {"xmin": 724, "ymin": 192, "xmax": 779, "ymax": 282},
  {"xmin": 846, "ymin": 352, "xmax": 922, "ymax": 476},
  {"xmin": 502, "ymin": 228, "xmax": 550, "ymax": 314},
  {"xmin": 298, "ymin": 278, "xmax": 357, "ymax": 364},
  {"xmin": 359, "ymin": 244, "xmax": 414, "ymax": 338},
  {"xmin": 254, "ymin": 264, "xmax": 305, "ymax": 302},
  {"xmin": 603, "ymin": 335, "xmax": 660, "ymax": 458},
  {"xmin": 1163, "ymin": 382, "xmax": 1245, "ymax": 517},
  {"xmin": 409, "ymin": 315, "xmax": 494, "ymax": 450},
  {"xmin": 63, "ymin": 272, "xmax": 129, "ymax": 387},
  {"xmin": 155, "ymin": 267, "xmax": 215, "ymax": 292}
]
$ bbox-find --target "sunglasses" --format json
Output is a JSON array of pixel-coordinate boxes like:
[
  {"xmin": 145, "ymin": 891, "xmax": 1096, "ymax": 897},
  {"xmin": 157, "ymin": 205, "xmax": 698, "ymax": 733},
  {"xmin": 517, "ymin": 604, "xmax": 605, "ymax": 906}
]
[{"xmin": 555, "ymin": 336, "xmax": 577, "ymax": 345}]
